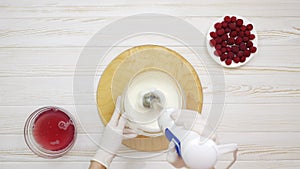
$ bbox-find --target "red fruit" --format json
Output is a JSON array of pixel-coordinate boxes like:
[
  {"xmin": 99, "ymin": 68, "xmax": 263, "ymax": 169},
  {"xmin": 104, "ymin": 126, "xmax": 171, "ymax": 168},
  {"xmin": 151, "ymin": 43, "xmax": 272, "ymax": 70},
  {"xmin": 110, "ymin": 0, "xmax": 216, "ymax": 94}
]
[
  {"xmin": 240, "ymin": 43, "xmax": 247, "ymax": 51},
  {"xmin": 227, "ymin": 37, "xmax": 235, "ymax": 45},
  {"xmin": 243, "ymin": 37, "xmax": 249, "ymax": 42},
  {"xmin": 231, "ymin": 16, "xmax": 237, "ymax": 22},
  {"xmin": 241, "ymin": 25, "xmax": 246, "ymax": 31},
  {"xmin": 221, "ymin": 34, "xmax": 228, "ymax": 41},
  {"xmin": 217, "ymin": 28, "xmax": 225, "ymax": 35},
  {"xmin": 246, "ymin": 41, "xmax": 253, "ymax": 47},
  {"xmin": 250, "ymin": 46, "xmax": 257, "ymax": 53},
  {"xmin": 221, "ymin": 47, "xmax": 227, "ymax": 53},
  {"xmin": 249, "ymin": 34, "xmax": 255, "ymax": 40},
  {"xmin": 246, "ymin": 24, "xmax": 253, "ymax": 31},
  {"xmin": 220, "ymin": 54, "xmax": 227, "ymax": 61},
  {"xmin": 225, "ymin": 59, "xmax": 232, "ymax": 65},
  {"xmin": 237, "ymin": 51, "xmax": 244, "ymax": 57},
  {"xmin": 210, "ymin": 39, "xmax": 216, "ymax": 46},
  {"xmin": 231, "ymin": 45, "xmax": 239, "ymax": 54},
  {"xmin": 240, "ymin": 56, "xmax": 246, "ymax": 62},
  {"xmin": 228, "ymin": 23, "xmax": 236, "ymax": 30},
  {"xmin": 228, "ymin": 51, "xmax": 234, "ymax": 58},
  {"xmin": 244, "ymin": 50, "xmax": 251, "ymax": 57},
  {"xmin": 215, "ymin": 37, "xmax": 222, "ymax": 44},
  {"xmin": 221, "ymin": 41, "xmax": 227, "ymax": 47},
  {"xmin": 245, "ymin": 31, "xmax": 250, "ymax": 37},
  {"xmin": 238, "ymin": 31, "xmax": 244, "ymax": 37},
  {"xmin": 224, "ymin": 16, "xmax": 231, "ymax": 22},
  {"xmin": 229, "ymin": 31, "xmax": 237, "ymax": 37},
  {"xmin": 233, "ymin": 57, "xmax": 240, "ymax": 63},
  {"xmin": 215, "ymin": 44, "xmax": 222, "ymax": 50},
  {"xmin": 210, "ymin": 31, "xmax": 218, "ymax": 38},
  {"xmin": 224, "ymin": 28, "xmax": 230, "ymax": 34},
  {"xmin": 235, "ymin": 27, "xmax": 240, "ymax": 32},
  {"xmin": 226, "ymin": 47, "xmax": 231, "ymax": 52},
  {"xmin": 214, "ymin": 22, "xmax": 222, "ymax": 29},
  {"xmin": 222, "ymin": 21, "xmax": 228, "ymax": 28},
  {"xmin": 214, "ymin": 50, "xmax": 222, "ymax": 56},
  {"xmin": 236, "ymin": 19, "xmax": 243, "ymax": 26},
  {"xmin": 235, "ymin": 37, "xmax": 243, "ymax": 45}
]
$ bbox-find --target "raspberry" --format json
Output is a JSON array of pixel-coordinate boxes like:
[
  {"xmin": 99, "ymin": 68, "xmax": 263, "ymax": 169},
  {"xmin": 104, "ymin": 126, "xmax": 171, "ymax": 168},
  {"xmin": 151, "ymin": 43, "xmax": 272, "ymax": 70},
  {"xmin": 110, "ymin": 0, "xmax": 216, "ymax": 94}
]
[
  {"xmin": 224, "ymin": 16, "xmax": 231, "ymax": 22},
  {"xmin": 246, "ymin": 41, "xmax": 253, "ymax": 47},
  {"xmin": 235, "ymin": 37, "xmax": 243, "ymax": 45},
  {"xmin": 229, "ymin": 31, "xmax": 237, "ymax": 37},
  {"xmin": 250, "ymin": 46, "xmax": 257, "ymax": 53},
  {"xmin": 241, "ymin": 25, "xmax": 246, "ymax": 31},
  {"xmin": 237, "ymin": 51, "xmax": 244, "ymax": 57},
  {"xmin": 220, "ymin": 54, "xmax": 227, "ymax": 61},
  {"xmin": 233, "ymin": 57, "xmax": 240, "ymax": 63},
  {"xmin": 225, "ymin": 27, "xmax": 231, "ymax": 33},
  {"xmin": 215, "ymin": 44, "xmax": 222, "ymax": 50},
  {"xmin": 214, "ymin": 22, "xmax": 222, "ymax": 29},
  {"xmin": 210, "ymin": 39, "xmax": 216, "ymax": 46},
  {"xmin": 227, "ymin": 37, "xmax": 235, "ymax": 45},
  {"xmin": 228, "ymin": 52, "xmax": 234, "ymax": 58},
  {"xmin": 244, "ymin": 31, "xmax": 250, "ymax": 37},
  {"xmin": 214, "ymin": 50, "xmax": 222, "ymax": 56},
  {"xmin": 235, "ymin": 27, "xmax": 240, "ymax": 32},
  {"xmin": 222, "ymin": 21, "xmax": 228, "ymax": 28},
  {"xmin": 221, "ymin": 34, "xmax": 228, "ymax": 41},
  {"xmin": 217, "ymin": 28, "xmax": 225, "ymax": 35},
  {"xmin": 240, "ymin": 43, "xmax": 247, "ymax": 51},
  {"xmin": 226, "ymin": 47, "xmax": 231, "ymax": 52},
  {"xmin": 243, "ymin": 37, "xmax": 249, "ymax": 42},
  {"xmin": 210, "ymin": 32, "xmax": 218, "ymax": 38},
  {"xmin": 244, "ymin": 50, "xmax": 251, "ymax": 57},
  {"xmin": 221, "ymin": 47, "xmax": 227, "ymax": 53},
  {"xmin": 221, "ymin": 41, "xmax": 227, "ymax": 47},
  {"xmin": 229, "ymin": 23, "xmax": 236, "ymax": 30},
  {"xmin": 246, "ymin": 24, "xmax": 253, "ymax": 31},
  {"xmin": 231, "ymin": 45, "xmax": 239, "ymax": 54},
  {"xmin": 215, "ymin": 37, "xmax": 222, "ymax": 44},
  {"xmin": 249, "ymin": 34, "xmax": 255, "ymax": 40},
  {"xmin": 225, "ymin": 59, "xmax": 232, "ymax": 65},
  {"xmin": 240, "ymin": 56, "xmax": 246, "ymax": 62},
  {"xmin": 236, "ymin": 19, "xmax": 243, "ymax": 26},
  {"xmin": 238, "ymin": 31, "xmax": 244, "ymax": 37},
  {"xmin": 231, "ymin": 16, "xmax": 237, "ymax": 22}
]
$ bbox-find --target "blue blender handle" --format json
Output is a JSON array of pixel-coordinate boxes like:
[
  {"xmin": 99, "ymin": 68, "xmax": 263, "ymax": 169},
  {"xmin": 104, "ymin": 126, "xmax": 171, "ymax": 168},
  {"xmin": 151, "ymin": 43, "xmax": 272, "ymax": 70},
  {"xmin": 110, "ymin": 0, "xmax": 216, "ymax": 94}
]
[{"xmin": 165, "ymin": 128, "xmax": 182, "ymax": 157}]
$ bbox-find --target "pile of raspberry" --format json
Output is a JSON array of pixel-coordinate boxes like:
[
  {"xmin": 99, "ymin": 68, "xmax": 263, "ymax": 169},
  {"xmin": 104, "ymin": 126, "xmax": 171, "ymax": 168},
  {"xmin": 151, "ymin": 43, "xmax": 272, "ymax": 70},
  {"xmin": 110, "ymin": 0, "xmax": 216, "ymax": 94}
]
[{"xmin": 209, "ymin": 16, "xmax": 257, "ymax": 65}]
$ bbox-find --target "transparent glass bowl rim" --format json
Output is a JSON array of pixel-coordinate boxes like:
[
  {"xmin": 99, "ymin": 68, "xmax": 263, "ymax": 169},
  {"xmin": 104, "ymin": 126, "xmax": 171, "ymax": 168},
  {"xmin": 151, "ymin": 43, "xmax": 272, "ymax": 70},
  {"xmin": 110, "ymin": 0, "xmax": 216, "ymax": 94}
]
[{"xmin": 24, "ymin": 106, "xmax": 77, "ymax": 158}]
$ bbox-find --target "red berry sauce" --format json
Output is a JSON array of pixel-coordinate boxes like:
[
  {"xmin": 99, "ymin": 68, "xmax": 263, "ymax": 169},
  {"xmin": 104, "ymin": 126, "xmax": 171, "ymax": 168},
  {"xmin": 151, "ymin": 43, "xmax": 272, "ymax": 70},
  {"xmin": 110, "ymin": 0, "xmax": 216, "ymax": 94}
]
[
  {"xmin": 33, "ymin": 108, "xmax": 75, "ymax": 151},
  {"xmin": 209, "ymin": 15, "xmax": 257, "ymax": 66}
]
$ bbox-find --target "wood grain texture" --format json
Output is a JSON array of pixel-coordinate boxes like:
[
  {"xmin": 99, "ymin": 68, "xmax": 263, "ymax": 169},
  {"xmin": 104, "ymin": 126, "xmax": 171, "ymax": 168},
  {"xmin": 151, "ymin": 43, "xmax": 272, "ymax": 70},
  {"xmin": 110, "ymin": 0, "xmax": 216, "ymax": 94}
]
[
  {"xmin": 0, "ymin": 0, "xmax": 300, "ymax": 168},
  {"xmin": 0, "ymin": 17, "xmax": 298, "ymax": 47},
  {"xmin": 0, "ymin": 0, "xmax": 300, "ymax": 18}
]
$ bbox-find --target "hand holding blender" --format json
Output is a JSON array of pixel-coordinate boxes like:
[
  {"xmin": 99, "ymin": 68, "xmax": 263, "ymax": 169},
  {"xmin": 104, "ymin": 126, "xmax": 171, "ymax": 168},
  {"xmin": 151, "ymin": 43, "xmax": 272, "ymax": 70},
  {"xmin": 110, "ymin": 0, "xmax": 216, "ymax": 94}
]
[{"xmin": 158, "ymin": 108, "xmax": 238, "ymax": 169}]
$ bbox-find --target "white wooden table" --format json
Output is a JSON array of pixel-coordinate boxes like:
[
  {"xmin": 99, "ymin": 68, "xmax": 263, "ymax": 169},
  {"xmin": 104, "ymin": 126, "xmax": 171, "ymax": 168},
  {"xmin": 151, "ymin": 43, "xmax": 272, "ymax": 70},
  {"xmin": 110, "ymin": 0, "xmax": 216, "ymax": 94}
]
[{"xmin": 1, "ymin": 0, "xmax": 300, "ymax": 168}]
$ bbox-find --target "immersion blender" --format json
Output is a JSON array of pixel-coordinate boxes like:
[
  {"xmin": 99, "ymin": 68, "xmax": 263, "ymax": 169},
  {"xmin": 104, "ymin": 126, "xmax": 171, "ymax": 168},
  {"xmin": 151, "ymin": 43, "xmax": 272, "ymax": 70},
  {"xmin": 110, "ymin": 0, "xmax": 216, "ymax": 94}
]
[{"xmin": 143, "ymin": 91, "xmax": 238, "ymax": 169}]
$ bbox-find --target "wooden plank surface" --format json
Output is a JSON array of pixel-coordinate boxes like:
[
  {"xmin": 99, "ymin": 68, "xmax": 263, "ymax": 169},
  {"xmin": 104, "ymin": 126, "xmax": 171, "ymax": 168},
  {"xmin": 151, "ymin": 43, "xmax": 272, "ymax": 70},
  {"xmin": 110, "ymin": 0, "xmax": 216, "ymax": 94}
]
[
  {"xmin": 0, "ymin": 0, "xmax": 300, "ymax": 168},
  {"xmin": 0, "ymin": 17, "xmax": 298, "ymax": 47}
]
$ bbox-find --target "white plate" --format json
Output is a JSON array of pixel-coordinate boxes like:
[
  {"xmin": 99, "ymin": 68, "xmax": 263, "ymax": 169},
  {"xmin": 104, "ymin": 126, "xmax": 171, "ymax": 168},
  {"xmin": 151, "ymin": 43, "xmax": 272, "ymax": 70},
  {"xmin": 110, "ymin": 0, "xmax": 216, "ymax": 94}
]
[{"xmin": 206, "ymin": 15, "xmax": 258, "ymax": 68}]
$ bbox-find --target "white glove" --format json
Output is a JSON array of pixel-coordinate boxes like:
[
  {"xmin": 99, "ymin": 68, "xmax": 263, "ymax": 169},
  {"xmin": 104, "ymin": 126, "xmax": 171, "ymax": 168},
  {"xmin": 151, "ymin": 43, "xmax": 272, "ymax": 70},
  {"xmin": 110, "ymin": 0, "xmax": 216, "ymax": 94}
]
[
  {"xmin": 166, "ymin": 109, "xmax": 216, "ymax": 168},
  {"xmin": 91, "ymin": 96, "xmax": 137, "ymax": 168}
]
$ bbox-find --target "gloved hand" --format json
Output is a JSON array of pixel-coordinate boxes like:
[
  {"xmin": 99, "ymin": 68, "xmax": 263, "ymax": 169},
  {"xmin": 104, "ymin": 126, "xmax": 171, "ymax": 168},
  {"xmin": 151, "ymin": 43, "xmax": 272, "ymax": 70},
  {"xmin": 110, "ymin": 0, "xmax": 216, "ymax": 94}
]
[
  {"xmin": 166, "ymin": 109, "xmax": 216, "ymax": 168},
  {"xmin": 91, "ymin": 96, "xmax": 137, "ymax": 168}
]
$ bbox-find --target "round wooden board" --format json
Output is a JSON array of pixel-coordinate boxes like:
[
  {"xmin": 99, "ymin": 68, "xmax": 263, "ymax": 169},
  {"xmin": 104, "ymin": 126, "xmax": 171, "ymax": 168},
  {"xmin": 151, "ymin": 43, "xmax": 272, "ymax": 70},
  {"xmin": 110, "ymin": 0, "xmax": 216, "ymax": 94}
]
[{"xmin": 97, "ymin": 45, "xmax": 203, "ymax": 151}]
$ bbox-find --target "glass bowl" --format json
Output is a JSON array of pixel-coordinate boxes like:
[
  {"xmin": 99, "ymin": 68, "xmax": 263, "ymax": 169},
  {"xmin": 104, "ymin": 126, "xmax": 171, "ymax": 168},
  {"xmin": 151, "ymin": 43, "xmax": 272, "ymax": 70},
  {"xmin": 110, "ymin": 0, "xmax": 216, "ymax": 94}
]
[
  {"xmin": 24, "ymin": 106, "xmax": 77, "ymax": 158},
  {"xmin": 121, "ymin": 68, "xmax": 186, "ymax": 137}
]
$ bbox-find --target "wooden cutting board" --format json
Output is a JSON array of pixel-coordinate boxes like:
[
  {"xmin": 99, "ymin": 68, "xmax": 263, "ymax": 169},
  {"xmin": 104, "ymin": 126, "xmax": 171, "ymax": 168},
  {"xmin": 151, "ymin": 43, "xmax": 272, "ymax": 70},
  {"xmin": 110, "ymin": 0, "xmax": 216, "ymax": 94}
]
[{"xmin": 97, "ymin": 45, "xmax": 203, "ymax": 151}]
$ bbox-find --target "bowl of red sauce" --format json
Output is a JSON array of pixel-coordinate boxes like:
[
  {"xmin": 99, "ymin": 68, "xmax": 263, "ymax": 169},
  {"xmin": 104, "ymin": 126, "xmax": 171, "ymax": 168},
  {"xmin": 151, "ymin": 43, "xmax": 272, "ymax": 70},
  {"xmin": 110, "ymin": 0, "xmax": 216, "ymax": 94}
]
[{"xmin": 24, "ymin": 106, "xmax": 76, "ymax": 158}]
